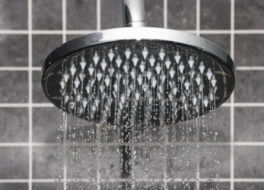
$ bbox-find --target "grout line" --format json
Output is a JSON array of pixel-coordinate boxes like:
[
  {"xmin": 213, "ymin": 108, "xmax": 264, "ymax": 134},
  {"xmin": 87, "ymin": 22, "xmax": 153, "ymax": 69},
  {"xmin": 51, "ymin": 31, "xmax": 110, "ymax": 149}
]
[
  {"xmin": 1, "ymin": 142, "xmax": 264, "ymax": 147},
  {"xmin": 196, "ymin": 0, "xmax": 200, "ymax": 36},
  {"xmin": 1, "ymin": 29, "xmax": 264, "ymax": 35},
  {"xmin": 196, "ymin": 0, "xmax": 201, "ymax": 189},
  {"xmin": 0, "ymin": 67, "xmax": 41, "ymax": 71},
  {"xmin": 163, "ymin": 1, "xmax": 168, "ymax": 189},
  {"xmin": 0, "ymin": 178, "xmax": 264, "ymax": 183},
  {"xmin": 96, "ymin": 0, "xmax": 101, "ymax": 31},
  {"xmin": 230, "ymin": 0, "xmax": 235, "ymax": 190},
  {"xmin": 163, "ymin": 0, "xmax": 168, "ymax": 29},
  {"xmin": 62, "ymin": 0, "xmax": 67, "ymax": 189},
  {"xmin": 28, "ymin": 0, "xmax": 33, "ymax": 189},
  {"xmin": 236, "ymin": 66, "xmax": 264, "ymax": 71},
  {"xmin": 96, "ymin": 1, "xmax": 101, "ymax": 189}
]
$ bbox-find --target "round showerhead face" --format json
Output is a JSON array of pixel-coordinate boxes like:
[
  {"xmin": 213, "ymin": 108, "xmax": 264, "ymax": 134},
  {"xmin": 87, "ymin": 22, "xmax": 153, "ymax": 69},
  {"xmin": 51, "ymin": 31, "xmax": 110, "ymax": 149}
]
[{"xmin": 42, "ymin": 27, "xmax": 235, "ymax": 126}]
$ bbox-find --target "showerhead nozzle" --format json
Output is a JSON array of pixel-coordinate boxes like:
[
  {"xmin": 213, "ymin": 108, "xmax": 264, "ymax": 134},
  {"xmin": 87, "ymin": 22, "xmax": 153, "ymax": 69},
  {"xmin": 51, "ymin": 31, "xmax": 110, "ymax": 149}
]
[{"xmin": 42, "ymin": 1, "xmax": 235, "ymax": 126}]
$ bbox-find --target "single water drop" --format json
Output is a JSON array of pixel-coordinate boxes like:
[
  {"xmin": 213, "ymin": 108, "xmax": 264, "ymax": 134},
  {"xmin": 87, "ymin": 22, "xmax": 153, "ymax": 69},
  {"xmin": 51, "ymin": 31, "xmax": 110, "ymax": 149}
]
[
  {"xmin": 93, "ymin": 52, "xmax": 100, "ymax": 66},
  {"xmin": 108, "ymin": 49, "xmax": 115, "ymax": 61},
  {"xmin": 125, "ymin": 48, "xmax": 131, "ymax": 60}
]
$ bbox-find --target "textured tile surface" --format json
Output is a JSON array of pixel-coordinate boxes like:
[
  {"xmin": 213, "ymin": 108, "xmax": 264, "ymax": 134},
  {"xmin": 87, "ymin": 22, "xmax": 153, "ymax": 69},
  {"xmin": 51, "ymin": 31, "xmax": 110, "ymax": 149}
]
[
  {"xmin": 0, "ymin": 147, "xmax": 28, "ymax": 179},
  {"xmin": 200, "ymin": 182, "xmax": 230, "ymax": 190},
  {"xmin": 167, "ymin": 145, "xmax": 197, "ymax": 179},
  {"xmin": 168, "ymin": 0, "xmax": 196, "ymax": 30},
  {"xmin": 68, "ymin": 182, "xmax": 97, "ymax": 190},
  {"xmin": 99, "ymin": 146, "xmax": 123, "ymax": 180},
  {"xmin": 0, "ymin": 71, "xmax": 28, "ymax": 103},
  {"xmin": 235, "ymin": 0, "xmax": 264, "ymax": 29},
  {"xmin": 101, "ymin": 0, "xmax": 122, "ymax": 29},
  {"xmin": 134, "ymin": 182, "xmax": 164, "ymax": 190},
  {"xmin": 32, "ymin": 183, "xmax": 62, "ymax": 190},
  {"xmin": 67, "ymin": 0, "xmax": 97, "ymax": 30},
  {"xmin": 235, "ymin": 71, "xmax": 264, "ymax": 102},
  {"xmin": 33, "ymin": 35, "xmax": 62, "ymax": 67},
  {"xmin": 33, "ymin": 147, "xmax": 62, "ymax": 179},
  {"xmin": 234, "ymin": 183, "xmax": 264, "ymax": 190},
  {"xmin": 32, "ymin": 0, "xmax": 62, "ymax": 30},
  {"xmin": 235, "ymin": 146, "xmax": 264, "ymax": 178},
  {"xmin": 200, "ymin": 0, "xmax": 230, "ymax": 29},
  {"xmin": 33, "ymin": 71, "xmax": 49, "ymax": 103},
  {"xmin": 167, "ymin": 182, "xmax": 195, "ymax": 190},
  {"xmin": 200, "ymin": 146, "xmax": 230, "ymax": 178},
  {"xmin": 145, "ymin": 0, "xmax": 163, "ymax": 27},
  {"xmin": 0, "ymin": 35, "xmax": 28, "ymax": 66},
  {"xmin": 0, "ymin": 0, "xmax": 28, "ymax": 29},
  {"xmin": 235, "ymin": 107, "xmax": 264, "ymax": 142},
  {"xmin": 133, "ymin": 146, "xmax": 164, "ymax": 179},
  {"xmin": 67, "ymin": 146, "xmax": 97, "ymax": 180},
  {"xmin": 235, "ymin": 34, "xmax": 264, "ymax": 66},
  {"xmin": 0, "ymin": 108, "xmax": 28, "ymax": 142},
  {"xmin": 100, "ymin": 182, "xmax": 131, "ymax": 190},
  {"xmin": 0, "ymin": 183, "xmax": 28, "ymax": 190},
  {"xmin": 33, "ymin": 107, "xmax": 60, "ymax": 143}
]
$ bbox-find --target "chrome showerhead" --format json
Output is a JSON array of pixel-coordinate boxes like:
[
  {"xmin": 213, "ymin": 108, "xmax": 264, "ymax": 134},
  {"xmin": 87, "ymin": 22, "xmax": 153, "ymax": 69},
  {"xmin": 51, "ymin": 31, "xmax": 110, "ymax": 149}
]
[{"xmin": 42, "ymin": 0, "xmax": 235, "ymax": 126}]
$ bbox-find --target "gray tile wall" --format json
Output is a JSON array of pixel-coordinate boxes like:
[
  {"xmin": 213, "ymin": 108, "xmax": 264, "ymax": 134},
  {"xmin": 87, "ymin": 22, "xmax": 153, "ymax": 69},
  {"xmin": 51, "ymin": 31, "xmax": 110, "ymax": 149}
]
[{"xmin": 0, "ymin": 0, "xmax": 263, "ymax": 189}]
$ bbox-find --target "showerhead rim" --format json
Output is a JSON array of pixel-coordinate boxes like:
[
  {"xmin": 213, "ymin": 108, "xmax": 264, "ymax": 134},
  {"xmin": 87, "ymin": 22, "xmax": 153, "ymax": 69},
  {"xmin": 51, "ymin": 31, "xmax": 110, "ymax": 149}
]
[
  {"xmin": 42, "ymin": 27, "xmax": 235, "ymax": 121},
  {"xmin": 43, "ymin": 27, "xmax": 235, "ymax": 75}
]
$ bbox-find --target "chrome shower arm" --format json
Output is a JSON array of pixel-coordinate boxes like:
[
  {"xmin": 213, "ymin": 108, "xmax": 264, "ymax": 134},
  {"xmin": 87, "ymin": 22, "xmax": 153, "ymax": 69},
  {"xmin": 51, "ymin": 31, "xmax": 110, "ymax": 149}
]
[{"xmin": 123, "ymin": 0, "xmax": 146, "ymax": 27}]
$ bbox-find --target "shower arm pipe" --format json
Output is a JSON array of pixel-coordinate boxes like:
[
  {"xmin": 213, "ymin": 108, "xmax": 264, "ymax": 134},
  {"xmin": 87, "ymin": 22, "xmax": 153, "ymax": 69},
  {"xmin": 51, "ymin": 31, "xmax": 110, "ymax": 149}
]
[{"xmin": 123, "ymin": 0, "xmax": 146, "ymax": 27}]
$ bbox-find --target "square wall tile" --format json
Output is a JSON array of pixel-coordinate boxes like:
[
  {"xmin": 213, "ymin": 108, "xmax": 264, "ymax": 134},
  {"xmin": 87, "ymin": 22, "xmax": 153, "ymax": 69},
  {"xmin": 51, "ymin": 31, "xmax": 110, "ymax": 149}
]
[
  {"xmin": 0, "ymin": 0, "xmax": 28, "ymax": 29},
  {"xmin": 202, "ymin": 34, "xmax": 231, "ymax": 54},
  {"xmin": 67, "ymin": 146, "xmax": 96, "ymax": 181},
  {"xmin": 0, "ymin": 183, "xmax": 28, "ymax": 190},
  {"xmin": 214, "ymin": 107, "xmax": 231, "ymax": 142},
  {"xmin": 0, "ymin": 71, "xmax": 28, "ymax": 103},
  {"xmin": 0, "ymin": 147, "xmax": 28, "ymax": 179},
  {"xmin": 33, "ymin": 35, "xmax": 62, "ymax": 67},
  {"xmin": 200, "ymin": 182, "xmax": 230, "ymax": 190},
  {"xmin": 168, "ymin": 0, "xmax": 196, "ymax": 30},
  {"xmin": 101, "ymin": 0, "xmax": 122, "ymax": 29},
  {"xmin": 32, "ymin": 0, "xmax": 62, "ymax": 30},
  {"xmin": 33, "ymin": 146, "xmax": 62, "ymax": 179},
  {"xmin": 235, "ymin": 183, "xmax": 264, "ymax": 190},
  {"xmin": 67, "ymin": 0, "xmax": 97, "ymax": 30},
  {"xmin": 200, "ymin": 146, "xmax": 230, "ymax": 178},
  {"xmin": 235, "ymin": 71, "xmax": 264, "ymax": 102},
  {"xmin": 33, "ymin": 107, "xmax": 60, "ymax": 143},
  {"xmin": 99, "ymin": 146, "xmax": 123, "ymax": 180},
  {"xmin": 167, "ymin": 145, "xmax": 197, "ymax": 179},
  {"xmin": 235, "ymin": 107, "xmax": 264, "ymax": 142},
  {"xmin": 32, "ymin": 183, "xmax": 62, "ymax": 190},
  {"xmin": 235, "ymin": 34, "xmax": 264, "ymax": 66},
  {"xmin": 145, "ymin": 0, "xmax": 163, "ymax": 27},
  {"xmin": 33, "ymin": 71, "xmax": 49, "ymax": 103},
  {"xmin": 235, "ymin": 0, "xmax": 264, "ymax": 29},
  {"xmin": 0, "ymin": 35, "xmax": 28, "ymax": 66},
  {"xmin": 167, "ymin": 182, "xmax": 196, "ymax": 190},
  {"xmin": 133, "ymin": 146, "xmax": 164, "ymax": 180},
  {"xmin": 100, "ymin": 182, "xmax": 131, "ymax": 190},
  {"xmin": 235, "ymin": 146, "xmax": 264, "ymax": 178},
  {"xmin": 200, "ymin": 0, "xmax": 230, "ymax": 29},
  {"xmin": 0, "ymin": 108, "xmax": 28, "ymax": 142}
]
